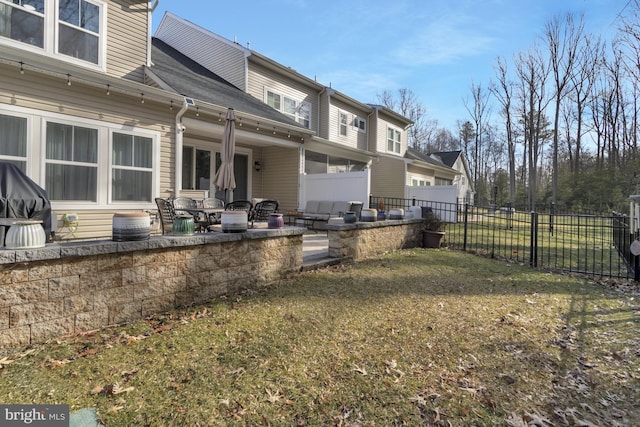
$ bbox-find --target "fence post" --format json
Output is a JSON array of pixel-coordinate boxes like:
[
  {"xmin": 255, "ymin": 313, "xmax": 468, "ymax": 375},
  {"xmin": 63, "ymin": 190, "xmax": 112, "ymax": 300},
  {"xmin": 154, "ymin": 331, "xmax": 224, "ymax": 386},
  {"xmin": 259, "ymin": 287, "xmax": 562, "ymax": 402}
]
[
  {"xmin": 463, "ymin": 203, "xmax": 469, "ymax": 251},
  {"xmin": 549, "ymin": 202, "xmax": 555, "ymax": 236},
  {"xmin": 530, "ymin": 211, "xmax": 538, "ymax": 267}
]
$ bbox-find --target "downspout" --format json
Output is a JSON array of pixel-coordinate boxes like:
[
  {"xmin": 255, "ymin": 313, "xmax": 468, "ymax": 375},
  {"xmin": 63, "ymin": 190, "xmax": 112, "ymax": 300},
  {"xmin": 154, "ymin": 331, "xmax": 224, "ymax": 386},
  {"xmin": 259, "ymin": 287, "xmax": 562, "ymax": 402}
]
[
  {"xmin": 174, "ymin": 99, "xmax": 190, "ymax": 197},
  {"xmin": 146, "ymin": 0, "xmax": 159, "ymax": 67}
]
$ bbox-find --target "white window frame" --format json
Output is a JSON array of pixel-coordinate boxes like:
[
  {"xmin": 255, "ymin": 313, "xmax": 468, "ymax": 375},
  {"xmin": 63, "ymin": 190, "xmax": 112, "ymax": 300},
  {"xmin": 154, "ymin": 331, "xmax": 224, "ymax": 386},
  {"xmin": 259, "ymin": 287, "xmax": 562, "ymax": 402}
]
[
  {"xmin": 338, "ymin": 111, "xmax": 348, "ymax": 137},
  {"xmin": 0, "ymin": 105, "xmax": 159, "ymax": 209},
  {"xmin": 0, "ymin": 111, "xmax": 31, "ymax": 170},
  {"xmin": 264, "ymin": 87, "xmax": 311, "ymax": 129},
  {"xmin": 0, "ymin": 0, "xmax": 107, "ymax": 71},
  {"xmin": 387, "ymin": 126, "xmax": 402, "ymax": 154},
  {"xmin": 109, "ymin": 129, "xmax": 155, "ymax": 203},
  {"xmin": 353, "ymin": 116, "xmax": 366, "ymax": 133}
]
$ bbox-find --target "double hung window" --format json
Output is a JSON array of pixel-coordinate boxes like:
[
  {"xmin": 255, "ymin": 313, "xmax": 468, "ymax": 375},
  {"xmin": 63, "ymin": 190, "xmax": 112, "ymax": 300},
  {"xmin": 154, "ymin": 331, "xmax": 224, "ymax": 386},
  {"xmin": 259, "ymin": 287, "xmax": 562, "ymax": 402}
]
[
  {"xmin": 387, "ymin": 127, "xmax": 401, "ymax": 154},
  {"xmin": 265, "ymin": 89, "xmax": 311, "ymax": 129},
  {"xmin": 0, "ymin": 0, "xmax": 105, "ymax": 67}
]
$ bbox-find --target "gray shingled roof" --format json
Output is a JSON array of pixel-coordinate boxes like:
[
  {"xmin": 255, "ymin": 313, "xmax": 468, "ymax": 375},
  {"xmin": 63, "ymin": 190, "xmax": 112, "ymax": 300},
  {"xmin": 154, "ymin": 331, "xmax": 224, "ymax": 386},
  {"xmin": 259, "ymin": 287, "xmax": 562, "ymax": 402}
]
[
  {"xmin": 429, "ymin": 151, "xmax": 462, "ymax": 168},
  {"xmin": 405, "ymin": 147, "xmax": 456, "ymax": 171},
  {"xmin": 149, "ymin": 38, "xmax": 304, "ymax": 128}
]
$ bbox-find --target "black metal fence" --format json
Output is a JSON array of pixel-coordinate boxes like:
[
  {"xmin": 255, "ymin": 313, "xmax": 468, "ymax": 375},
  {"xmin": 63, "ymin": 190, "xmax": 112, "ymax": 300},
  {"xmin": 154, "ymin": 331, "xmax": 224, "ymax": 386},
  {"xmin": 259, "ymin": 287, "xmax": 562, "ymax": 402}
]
[{"xmin": 370, "ymin": 196, "xmax": 638, "ymax": 281}]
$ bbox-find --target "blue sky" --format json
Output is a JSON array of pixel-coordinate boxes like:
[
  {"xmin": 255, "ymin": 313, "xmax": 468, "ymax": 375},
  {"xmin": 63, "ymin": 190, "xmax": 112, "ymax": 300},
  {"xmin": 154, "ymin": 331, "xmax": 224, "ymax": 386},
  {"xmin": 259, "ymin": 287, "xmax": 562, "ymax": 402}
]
[{"xmin": 152, "ymin": 0, "xmax": 628, "ymax": 131}]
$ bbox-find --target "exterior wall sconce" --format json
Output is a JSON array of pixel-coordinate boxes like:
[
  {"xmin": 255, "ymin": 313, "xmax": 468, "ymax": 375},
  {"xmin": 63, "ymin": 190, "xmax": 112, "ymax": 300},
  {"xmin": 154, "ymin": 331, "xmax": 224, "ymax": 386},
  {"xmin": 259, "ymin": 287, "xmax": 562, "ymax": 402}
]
[{"xmin": 254, "ymin": 161, "xmax": 262, "ymax": 171}]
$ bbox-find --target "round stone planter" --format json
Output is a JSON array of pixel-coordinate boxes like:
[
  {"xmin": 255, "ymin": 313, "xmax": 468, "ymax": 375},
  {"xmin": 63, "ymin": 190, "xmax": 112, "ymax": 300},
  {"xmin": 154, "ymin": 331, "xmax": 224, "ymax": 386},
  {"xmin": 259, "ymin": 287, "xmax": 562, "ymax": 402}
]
[
  {"xmin": 172, "ymin": 215, "xmax": 196, "ymax": 236},
  {"xmin": 268, "ymin": 213, "xmax": 285, "ymax": 229},
  {"xmin": 221, "ymin": 211, "xmax": 248, "ymax": 233},
  {"xmin": 112, "ymin": 212, "xmax": 150, "ymax": 241},
  {"xmin": 360, "ymin": 208, "xmax": 377, "ymax": 222},
  {"xmin": 389, "ymin": 208, "xmax": 404, "ymax": 220}
]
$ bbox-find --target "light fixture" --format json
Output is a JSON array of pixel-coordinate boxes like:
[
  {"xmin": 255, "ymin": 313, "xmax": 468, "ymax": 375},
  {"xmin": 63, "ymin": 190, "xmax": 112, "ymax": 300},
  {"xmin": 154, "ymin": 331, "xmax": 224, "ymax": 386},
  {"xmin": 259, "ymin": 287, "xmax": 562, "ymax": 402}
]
[
  {"xmin": 19, "ymin": 61, "xmax": 24, "ymax": 75},
  {"xmin": 238, "ymin": 118, "xmax": 243, "ymax": 127},
  {"xmin": 218, "ymin": 113, "xmax": 222, "ymax": 121},
  {"xmin": 287, "ymin": 130, "xmax": 291, "ymax": 138},
  {"xmin": 256, "ymin": 122, "xmax": 260, "ymax": 131},
  {"xmin": 66, "ymin": 74, "xmax": 71, "ymax": 86},
  {"xmin": 169, "ymin": 100, "xmax": 173, "ymax": 110},
  {"xmin": 272, "ymin": 127, "xmax": 276, "ymax": 135},
  {"xmin": 196, "ymin": 107, "xmax": 200, "ymax": 116},
  {"xmin": 106, "ymin": 84, "xmax": 110, "ymax": 95},
  {"xmin": 254, "ymin": 161, "xmax": 262, "ymax": 171},
  {"xmin": 140, "ymin": 93, "xmax": 144, "ymax": 103}
]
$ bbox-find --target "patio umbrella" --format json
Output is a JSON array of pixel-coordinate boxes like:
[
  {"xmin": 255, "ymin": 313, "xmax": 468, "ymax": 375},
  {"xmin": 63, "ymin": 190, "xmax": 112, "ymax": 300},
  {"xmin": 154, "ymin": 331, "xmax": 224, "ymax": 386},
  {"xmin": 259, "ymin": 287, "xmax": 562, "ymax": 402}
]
[{"xmin": 215, "ymin": 108, "xmax": 236, "ymax": 202}]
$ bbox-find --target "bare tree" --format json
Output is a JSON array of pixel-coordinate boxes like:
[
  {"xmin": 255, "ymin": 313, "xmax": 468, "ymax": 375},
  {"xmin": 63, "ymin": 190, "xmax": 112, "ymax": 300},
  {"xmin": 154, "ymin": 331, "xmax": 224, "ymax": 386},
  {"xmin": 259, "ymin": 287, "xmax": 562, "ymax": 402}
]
[
  {"xmin": 491, "ymin": 56, "xmax": 518, "ymax": 205},
  {"xmin": 515, "ymin": 45, "xmax": 552, "ymax": 209},
  {"xmin": 377, "ymin": 88, "xmax": 438, "ymax": 152},
  {"xmin": 545, "ymin": 12, "xmax": 584, "ymax": 204},
  {"xmin": 463, "ymin": 81, "xmax": 491, "ymax": 184}
]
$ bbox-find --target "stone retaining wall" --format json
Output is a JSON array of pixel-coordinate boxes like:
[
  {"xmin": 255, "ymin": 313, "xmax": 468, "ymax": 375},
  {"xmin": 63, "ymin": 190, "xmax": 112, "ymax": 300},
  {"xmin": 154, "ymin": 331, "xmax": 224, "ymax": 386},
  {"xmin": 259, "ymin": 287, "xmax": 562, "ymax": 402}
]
[
  {"xmin": 0, "ymin": 229, "xmax": 304, "ymax": 350},
  {"xmin": 328, "ymin": 219, "xmax": 423, "ymax": 260}
]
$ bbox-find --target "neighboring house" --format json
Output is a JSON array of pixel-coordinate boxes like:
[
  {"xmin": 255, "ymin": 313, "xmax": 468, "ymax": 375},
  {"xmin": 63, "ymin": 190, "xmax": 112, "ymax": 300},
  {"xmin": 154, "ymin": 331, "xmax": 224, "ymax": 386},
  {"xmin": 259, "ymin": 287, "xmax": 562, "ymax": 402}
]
[
  {"xmin": 0, "ymin": 0, "xmax": 311, "ymax": 240},
  {"xmin": 429, "ymin": 151, "xmax": 475, "ymax": 204},
  {"xmin": 403, "ymin": 147, "xmax": 462, "ymax": 195}
]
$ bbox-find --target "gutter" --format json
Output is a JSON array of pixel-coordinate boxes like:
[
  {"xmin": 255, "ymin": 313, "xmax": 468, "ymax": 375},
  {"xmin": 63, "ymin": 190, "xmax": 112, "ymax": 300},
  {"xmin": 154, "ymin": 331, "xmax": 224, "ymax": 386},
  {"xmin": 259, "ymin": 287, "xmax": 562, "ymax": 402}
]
[{"xmin": 174, "ymin": 98, "xmax": 191, "ymax": 197}]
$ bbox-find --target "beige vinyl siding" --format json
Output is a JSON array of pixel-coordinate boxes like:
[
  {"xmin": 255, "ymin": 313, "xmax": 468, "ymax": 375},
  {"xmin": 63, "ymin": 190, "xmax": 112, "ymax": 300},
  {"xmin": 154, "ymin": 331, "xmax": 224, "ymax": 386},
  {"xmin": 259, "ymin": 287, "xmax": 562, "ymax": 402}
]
[
  {"xmin": 407, "ymin": 164, "xmax": 435, "ymax": 184},
  {"xmin": 375, "ymin": 114, "xmax": 408, "ymax": 156},
  {"xmin": 370, "ymin": 156, "xmax": 407, "ymax": 199},
  {"xmin": 247, "ymin": 63, "xmax": 318, "ymax": 132},
  {"xmin": 260, "ymin": 147, "xmax": 300, "ymax": 213},
  {"xmin": 105, "ymin": 0, "xmax": 148, "ymax": 82},
  {"xmin": 0, "ymin": 63, "xmax": 175, "ymax": 241},
  {"xmin": 328, "ymin": 99, "xmax": 368, "ymax": 151},
  {"xmin": 154, "ymin": 14, "xmax": 247, "ymax": 90}
]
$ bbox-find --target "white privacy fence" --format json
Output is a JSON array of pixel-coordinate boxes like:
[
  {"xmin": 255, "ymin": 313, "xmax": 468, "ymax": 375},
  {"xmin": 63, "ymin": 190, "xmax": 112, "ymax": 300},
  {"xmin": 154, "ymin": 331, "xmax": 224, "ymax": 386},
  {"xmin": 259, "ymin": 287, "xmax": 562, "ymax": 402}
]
[{"xmin": 302, "ymin": 171, "xmax": 370, "ymax": 208}]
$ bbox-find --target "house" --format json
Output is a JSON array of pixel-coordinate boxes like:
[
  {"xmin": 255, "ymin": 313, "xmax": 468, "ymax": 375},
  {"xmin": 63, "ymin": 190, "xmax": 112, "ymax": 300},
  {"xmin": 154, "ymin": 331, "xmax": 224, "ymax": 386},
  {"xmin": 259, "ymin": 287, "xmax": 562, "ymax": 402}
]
[
  {"xmin": 154, "ymin": 12, "xmax": 377, "ymax": 208},
  {"xmin": 0, "ymin": 0, "xmax": 311, "ymax": 240},
  {"xmin": 154, "ymin": 12, "xmax": 470, "ymax": 207},
  {"xmin": 403, "ymin": 147, "xmax": 463, "ymax": 203},
  {"xmin": 428, "ymin": 151, "xmax": 475, "ymax": 204}
]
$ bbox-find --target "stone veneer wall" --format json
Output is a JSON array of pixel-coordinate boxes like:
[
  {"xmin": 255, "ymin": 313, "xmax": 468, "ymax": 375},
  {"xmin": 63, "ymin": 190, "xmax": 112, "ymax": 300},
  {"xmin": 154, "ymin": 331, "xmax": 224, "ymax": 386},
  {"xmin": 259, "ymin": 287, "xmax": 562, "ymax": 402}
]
[
  {"xmin": 327, "ymin": 219, "xmax": 423, "ymax": 261},
  {"xmin": 0, "ymin": 229, "xmax": 304, "ymax": 350}
]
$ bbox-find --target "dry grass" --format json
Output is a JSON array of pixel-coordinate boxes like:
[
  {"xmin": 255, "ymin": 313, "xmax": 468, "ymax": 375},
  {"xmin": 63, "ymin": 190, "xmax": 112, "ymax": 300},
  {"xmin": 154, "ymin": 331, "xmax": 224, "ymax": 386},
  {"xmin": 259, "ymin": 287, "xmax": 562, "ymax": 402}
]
[{"xmin": 1, "ymin": 249, "xmax": 639, "ymax": 426}]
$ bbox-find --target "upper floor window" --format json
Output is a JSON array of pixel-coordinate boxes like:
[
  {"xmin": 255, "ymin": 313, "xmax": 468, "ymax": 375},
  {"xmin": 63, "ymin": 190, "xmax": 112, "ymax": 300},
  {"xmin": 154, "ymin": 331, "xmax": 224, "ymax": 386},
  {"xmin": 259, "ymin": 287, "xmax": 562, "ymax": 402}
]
[
  {"xmin": 265, "ymin": 88, "xmax": 311, "ymax": 129},
  {"xmin": 353, "ymin": 116, "xmax": 366, "ymax": 133},
  {"xmin": 338, "ymin": 111, "xmax": 348, "ymax": 136},
  {"xmin": 387, "ymin": 127, "xmax": 401, "ymax": 154},
  {"xmin": 0, "ymin": 0, "xmax": 105, "ymax": 68}
]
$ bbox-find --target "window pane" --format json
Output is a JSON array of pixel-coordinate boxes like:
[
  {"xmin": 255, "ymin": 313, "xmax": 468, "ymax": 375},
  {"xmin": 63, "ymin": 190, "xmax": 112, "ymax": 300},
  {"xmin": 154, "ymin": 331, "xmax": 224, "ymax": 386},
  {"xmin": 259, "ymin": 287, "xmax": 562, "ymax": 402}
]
[
  {"xmin": 267, "ymin": 91, "xmax": 280, "ymax": 110},
  {"xmin": 59, "ymin": 0, "xmax": 98, "ymax": 32},
  {"xmin": 73, "ymin": 126, "xmax": 97, "ymax": 162},
  {"xmin": 112, "ymin": 133, "xmax": 132, "ymax": 166},
  {"xmin": 182, "ymin": 146, "xmax": 193, "ymax": 189},
  {"xmin": 195, "ymin": 149, "xmax": 210, "ymax": 190},
  {"xmin": 0, "ymin": 3, "xmax": 44, "ymax": 47},
  {"xmin": 46, "ymin": 123, "xmax": 73, "ymax": 160},
  {"xmin": 328, "ymin": 156, "xmax": 348, "ymax": 173},
  {"xmin": 134, "ymin": 136, "xmax": 152, "ymax": 168},
  {"xmin": 0, "ymin": 114, "xmax": 27, "ymax": 157},
  {"xmin": 283, "ymin": 97, "xmax": 296, "ymax": 115},
  {"xmin": 58, "ymin": 23, "xmax": 98, "ymax": 63},
  {"xmin": 46, "ymin": 163, "xmax": 97, "ymax": 201},
  {"xmin": 304, "ymin": 151, "xmax": 327, "ymax": 174},
  {"xmin": 112, "ymin": 169, "xmax": 152, "ymax": 202},
  {"xmin": 349, "ymin": 160, "xmax": 367, "ymax": 172}
]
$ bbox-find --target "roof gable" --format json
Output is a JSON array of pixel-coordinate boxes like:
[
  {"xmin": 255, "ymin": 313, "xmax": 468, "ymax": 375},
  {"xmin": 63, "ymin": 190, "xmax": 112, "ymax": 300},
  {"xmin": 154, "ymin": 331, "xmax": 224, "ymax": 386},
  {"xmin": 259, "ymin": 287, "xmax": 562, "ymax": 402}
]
[{"xmin": 149, "ymin": 38, "xmax": 303, "ymax": 128}]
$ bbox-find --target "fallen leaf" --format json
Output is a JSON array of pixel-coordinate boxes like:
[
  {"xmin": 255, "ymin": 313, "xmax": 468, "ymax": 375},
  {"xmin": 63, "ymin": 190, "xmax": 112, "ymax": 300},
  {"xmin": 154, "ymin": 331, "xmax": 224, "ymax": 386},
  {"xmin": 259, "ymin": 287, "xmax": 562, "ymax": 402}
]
[{"xmin": 352, "ymin": 364, "xmax": 367, "ymax": 376}]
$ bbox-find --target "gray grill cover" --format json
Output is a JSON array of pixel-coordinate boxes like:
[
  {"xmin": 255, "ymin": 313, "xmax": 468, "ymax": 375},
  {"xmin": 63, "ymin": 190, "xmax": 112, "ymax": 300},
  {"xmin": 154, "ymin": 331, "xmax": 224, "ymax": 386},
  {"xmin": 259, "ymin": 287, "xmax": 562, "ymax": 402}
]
[{"xmin": 0, "ymin": 162, "xmax": 52, "ymax": 244}]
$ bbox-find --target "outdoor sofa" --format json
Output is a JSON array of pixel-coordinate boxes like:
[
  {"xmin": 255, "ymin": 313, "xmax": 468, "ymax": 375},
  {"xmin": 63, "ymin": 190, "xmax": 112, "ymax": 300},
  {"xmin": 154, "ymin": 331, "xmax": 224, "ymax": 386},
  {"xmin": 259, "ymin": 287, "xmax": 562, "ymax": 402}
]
[{"xmin": 299, "ymin": 200, "xmax": 363, "ymax": 223}]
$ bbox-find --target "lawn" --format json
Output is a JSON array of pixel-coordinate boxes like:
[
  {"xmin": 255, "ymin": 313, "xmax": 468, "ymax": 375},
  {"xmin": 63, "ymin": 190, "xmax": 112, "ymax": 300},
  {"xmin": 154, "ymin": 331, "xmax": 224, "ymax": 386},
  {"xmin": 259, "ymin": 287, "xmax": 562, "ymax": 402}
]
[{"xmin": 1, "ymin": 249, "xmax": 638, "ymax": 426}]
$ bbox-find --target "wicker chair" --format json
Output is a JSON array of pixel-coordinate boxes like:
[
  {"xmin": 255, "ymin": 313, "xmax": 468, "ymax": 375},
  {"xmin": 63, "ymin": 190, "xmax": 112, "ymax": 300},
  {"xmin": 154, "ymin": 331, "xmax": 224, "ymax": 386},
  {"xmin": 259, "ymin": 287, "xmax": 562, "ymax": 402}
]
[
  {"xmin": 224, "ymin": 200, "xmax": 253, "ymax": 214},
  {"xmin": 202, "ymin": 198, "xmax": 225, "ymax": 224},
  {"xmin": 172, "ymin": 197, "xmax": 209, "ymax": 232},
  {"xmin": 251, "ymin": 199, "xmax": 279, "ymax": 225},
  {"xmin": 154, "ymin": 197, "xmax": 176, "ymax": 235}
]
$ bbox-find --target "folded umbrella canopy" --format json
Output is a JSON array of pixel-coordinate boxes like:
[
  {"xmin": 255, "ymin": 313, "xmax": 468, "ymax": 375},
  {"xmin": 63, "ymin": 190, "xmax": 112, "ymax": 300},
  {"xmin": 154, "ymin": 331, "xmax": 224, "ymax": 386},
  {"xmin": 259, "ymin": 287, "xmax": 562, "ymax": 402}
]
[{"xmin": 214, "ymin": 108, "xmax": 236, "ymax": 202}]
